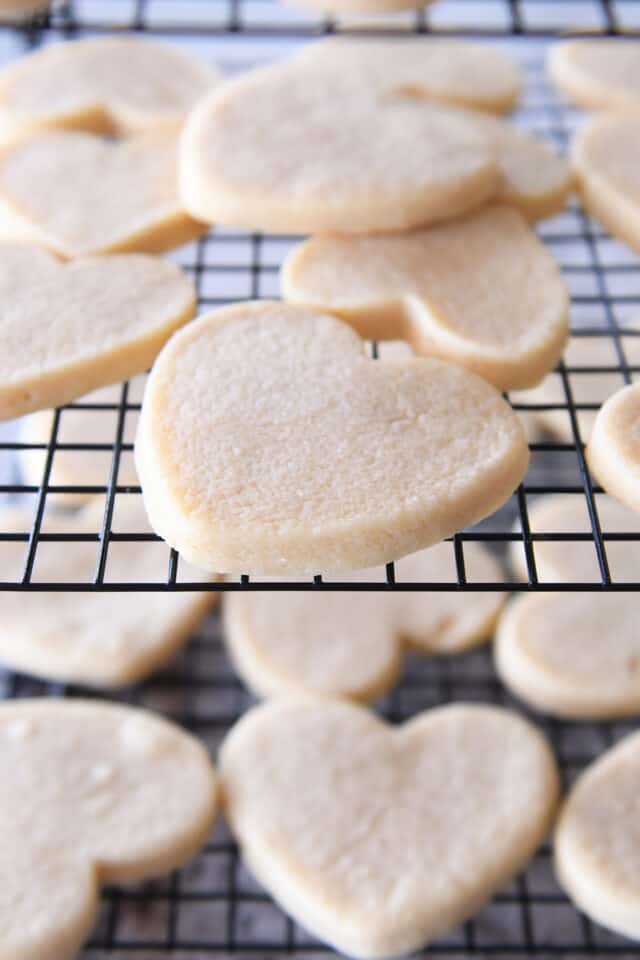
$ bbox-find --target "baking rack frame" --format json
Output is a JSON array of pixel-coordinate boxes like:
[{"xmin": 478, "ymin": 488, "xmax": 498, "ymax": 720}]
[{"xmin": 1, "ymin": 0, "xmax": 640, "ymax": 594}]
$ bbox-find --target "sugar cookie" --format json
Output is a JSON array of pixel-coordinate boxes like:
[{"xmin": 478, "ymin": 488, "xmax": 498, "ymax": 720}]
[
  {"xmin": 135, "ymin": 302, "xmax": 529, "ymax": 574},
  {"xmin": 509, "ymin": 493, "xmax": 640, "ymax": 583},
  {"xmin": 0, "ymin": 129, "xmax": 205, "ymax": 259},
  {"xmin": 0, "ymin": 698, "xmax": 218, "ymax": 960},
  {"xmin": 179, "ymin": 62, "xmax": 500, "ymax": 234},
  {"xmin": 511, "ymin": 330, "xmax": 640, "ymax": 443},
  {"xmin": 555, "ymin": 729, "xmax": 640, "ymax": 940},
  {"xmin": 588, "ymin": 382, "xmax": 640, "ymax": 514},
  {"xmin": 221, "ymin": 699, "xmax": 559, "ymax": 959},
  {"xmin": 0, "ymin": 246, "xmax": 195, "ymax": 421},
  {"xmin": 572, "ymin": 114, "xmax": 640, "ymax": 255},
  {"xmin": 549, "ymin": 40, "xmax": 640, "ymax": 111},
  {"xmin": 496, "ymin": 592, "xmax": 640, "ymax": 719},
  {"xmin": 0, "ymin": 500, "xmax": 217, "ymax": 685},
  {"xmin": 19, "ymin": 383, "xmax": 141, "ymax": 506},
  {"xmin": 293, "ymin": 38, "xmax": 521, "ymax": 113},
  {"xmin": 283, "ymin": 205, "xmax": 569, "ymax": 390},
  {"xmin": 224, "ymin": 542, "xmax": 504, "ymax": 701},
  {"xmin": 0, "ymin": 36, "xmax": 218, "ymax": 139}
]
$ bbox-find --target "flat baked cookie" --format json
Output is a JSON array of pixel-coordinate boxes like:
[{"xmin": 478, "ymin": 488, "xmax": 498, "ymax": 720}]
[
  {"xmin": 220, "ymin": 699, "xmax": 559, "ymax": 959},
  {"xmin": 549, "ymin": 40, "xmax": 640, "ymax": 111},
  {"xmin": 293, "ymin": 38, "xmax": 521, "ymax": 113},
  {"xmin": 511, "ymin": 330, "xmax": 640, "ymax": 443},
  {"xmin": 588, "ymin": 382, "xmax": 640, "ymax": 514},
  {"xmin": 0, "ymin": 500, "xmax": 217, "ymax": 685},
  {"xmin": 571, "ymin": 114, "xmax": 640, "ymax": 255},
  {"xmin": 283, "ymin": 205, "xmax": 569, "ymax": 390},
  {"xmin": 0, "ymin": 246, "xmax": 195, "ymax": 420},
  {"xmin": 0, "ymin": 36, "xmax": 218, "ymax": 139},
  {"xmin": 179, "ymin": 62, "xmax": 500, "ymax": 234},
  {"xmin": 19, "ymin": 382, "xmax": 142, "ymax": 506},
  {"xmin": 224, "ymin": 542, "xmax": 504, "ymax": 701},
  {"xmin": 0, "ymin": 698, "xmax": 218, "ymax": 960},
  {"xmin": 135, "ymin": 302, "xmax": 529, "ymax": 574},
  {"xmin": 0, "ymin": 129, "xmax": 206, "ymax": 258},
  {"xmin": 510, "ymin": 493, "xmax": 640, "ymax": 584},
  {"xmin": 555, "ymin": 729, "xmax": 640, "ymax": 940}
]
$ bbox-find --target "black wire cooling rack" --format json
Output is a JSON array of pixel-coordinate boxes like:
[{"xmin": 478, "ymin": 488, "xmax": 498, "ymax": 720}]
[{"xmin": 2, "ymin": 0, "xmax": 640, "ymax": 590}]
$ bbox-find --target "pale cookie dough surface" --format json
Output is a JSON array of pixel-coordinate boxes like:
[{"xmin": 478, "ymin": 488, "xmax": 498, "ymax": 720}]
[
  {"xmin": 549, "ymin": 40, "xmax": 640, "ymax": 111},
  {"xmin": 179, "ymin": 62, "xmax": 500, "ymax": 234},
  {"xmin": 0, "ymin": 245, "xmax": 195, "ymax": 421},
  {"xmin": 293, "ymin": 38, "xmax": 521, "ymax": 113},
  {"xmin": 572, "ymin": 114, "xmax": 640, "ymax": 255},
  {"xmin": 283, "ymin": 205, "xmax": 569, "ymax": 391},
  {"xmin": 0, "ymin": 36, "xmax": 219, "ymax": 139},
  {"xmin": 465, "ymin": 110, "xmax": 571, "ymax": 221},
  {"xmin": 509, "ymin": 493, "xmax": 640, "ymax": 583},
  {"xmin": 511, "ymin": 330, "xmax": 640, "ymax": 443},
  {"xmin": 19, "ymin": 382, "xmax": 142, "ymax": 507},
  {"xmin": 588, "ymin": 381, "xmax": 640, "ymax": 515},
  {"xmin": 555, "ymin": 729, "xmax": 640, "ymax": 940},
  {"xmin": 496, "ymin": 592, "xmax": 640, "ymax": 719},
  {"xmin": 135, "ymin": 302, "xmax": 529, "ymax": 574},
  {"xmin": 220, "ymin": 699, "xmax": 559, "ymax": 959},
  {"xmin": 0, "ymin": 698, "xmax": 218, "ymax": 960},
  {"xmin": 224, "ymin": 542, "xmax": 504, "ymax": 702},
  {"xmin": 0, "ymin": 129, "xmax": 205, "ymax": 259},
  {"xmin": 0, "ymin": 500, "xmax": 217, "ymax": 686}
]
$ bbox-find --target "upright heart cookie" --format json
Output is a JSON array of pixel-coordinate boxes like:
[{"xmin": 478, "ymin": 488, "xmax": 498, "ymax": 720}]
[
  {"xmin": 588, "ymin": 382, "xmax": 640, "ymax": 514},
  {"xmin": 571, "ymin": 114, "xmax": 640, "ymax": 255},
  {"xmin": 549, "ymin": 40, "xmax": 640, "ymax": 110},
  {"xmin": 282, "ymin": 205, "xmax": 569, "ymax": 390},
  {"xmin": 220, "ymin": 699, "xmax": 559, "ymax": 958},
  {"xmin": 0, "ymin": 245, "xmax": 195, "ymax": 420},
  {"xmin": 555, "ymin": 729, "xmax": 640, "ymax": 940},
  {"xmin": 0, "ymin": 698, "xmax": 218, "ymax": 960},
  {"xmin": 179, "ymin": 62, "xmax": 500, "ymax": 234},
  {"xmin": 293, "ymin": 38, "xmax": 521, "ymax": 113},
  {"xmin": 135, "ymin": 302, "xmax": 529, "ymax": 574},
  {"xmin": 496, "ymin": 592, "xmax": 640, "ymax": 719},
  {"xmin": 0, "ymin": 36, "xmax": 219, "ymax": 139},
  {"xmin": 0, "ymin": 500, "xmax": 217, "ymax": 686},
  {"xmin": 224, "ymin": 541, "xmax": 504, "ymax": 702},
  {"xmin": 0, "ymin": 129, "xmax": 206, "ymax": 258}
]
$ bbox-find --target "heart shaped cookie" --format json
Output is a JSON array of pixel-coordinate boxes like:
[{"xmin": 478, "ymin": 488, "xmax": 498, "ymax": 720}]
[
  {"xmin": 282, "ymin": 205, "xmax": 569, "ymax": 390},
  {"xmin": 0, "ymin": 245, "xmax": 195, "ymax": 420},
  {"xmin": 0, "ymin": 500, "xmax": 217, "ymax": 686},
  {"xmin": 0, "ymin": 698, "xmax": 218, "ymax": 960},
  {"xmin": 179, "ymin": 62, "xmax": 500, "ymax": 234},
  {"xmin": 224, "ymin": 541, "xmax": 504, "ymax": 701},
  {"xmin": 549, "ymin": 39, "xmax": 640, "ymax": 111},
  {"xmin": 555, "ymin": 729, "xmax": 640, "ymax": 941},
  {"xmin": 572, "ymin": 114, "xmax": 640, "ymax": 255},
  {"xmin": 293, "ymin": 38, "xmax": 521, "ymax": 113},
  {"xmin": 0, "ymin": 36, "xmax": 219, "ymax": 139},
  {"xmin": 135, "ymin": 302, "xmax": 529, "ymax": 574},
  {"xmin": 0, "ymin": 129, "xmax": 206, "ymax": 258},
  {"xmin": 588, "ymin": 382, "xmax": 640, "ymax": 514},
  {"xmin": 496, "ymin": 592, "xmax": 640, "ymax": 719},
  {"xmin": 220, "ymin": 699, "xmax": 559, "ymax": 958}
]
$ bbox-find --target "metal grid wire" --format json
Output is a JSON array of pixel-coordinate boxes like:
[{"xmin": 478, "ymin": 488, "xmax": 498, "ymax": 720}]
[{"xmin": 2, "ymin": 0, "xmax": 640, "ymax": 594}]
